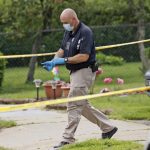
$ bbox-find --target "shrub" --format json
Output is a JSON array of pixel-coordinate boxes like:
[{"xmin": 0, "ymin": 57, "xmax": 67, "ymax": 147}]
[
  {"xmin": 96, "ymin": 52, "xmax": 125, "ymax": 65},
  {"xmin": 96, "ymin": 52, "xmax": 106, "ymax": 64},
  {"xmin": 106, "ymin": 55, "xmax": 125, "ymax": 65},
  {"xmin": 0, "ymin": 52, "xmax": 6, "ymax": 87}
]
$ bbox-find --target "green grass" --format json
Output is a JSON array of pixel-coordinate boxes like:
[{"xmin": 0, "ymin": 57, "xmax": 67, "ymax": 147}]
[
  {"xmin": 90, "ymin": 94, "xmax": 150, "ymax": 120},
  {"xmin": 0, "ymin": 120, "xmax": 17, "ymax": 129},
  {"xmin": 0, "ymin": 66, "xmax": 70, "ymax": 99},
  {"xmin": 0, "ymin": 62, "xmax": 143, "ymax": 98},
  {"xmin": 94, "ymin": 62, "xmax": 144, "ymax": 90},
  {"xmin": 62, "ymin": 139, "xmax": 143, "ymax": 150},
  {"xmin": 0, "ymin": 147, "xmax": 10, "ymax": 150},
  {"xmin": 1, "ymin": 62, "xmax": 149, "ymax": 120}
]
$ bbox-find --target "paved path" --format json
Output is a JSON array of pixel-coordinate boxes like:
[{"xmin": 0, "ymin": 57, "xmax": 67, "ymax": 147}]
[{"xmin": 0, "ymin": 108, "xmax": 150, "ymax": 150}]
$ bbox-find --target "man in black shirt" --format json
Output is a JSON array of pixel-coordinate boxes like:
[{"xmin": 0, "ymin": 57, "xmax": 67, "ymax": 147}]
[{"xmin": 42, "ymin": 8, "xmax": 117, "ymax": 150}]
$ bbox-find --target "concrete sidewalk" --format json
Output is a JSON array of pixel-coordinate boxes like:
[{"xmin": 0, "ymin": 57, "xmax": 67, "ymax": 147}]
[{"xmin": 0, "ymin": 108, "xmax": 150, "ymax": 150}]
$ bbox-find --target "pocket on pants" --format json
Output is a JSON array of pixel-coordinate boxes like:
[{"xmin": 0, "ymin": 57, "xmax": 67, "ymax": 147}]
[
  {"xmin": 67, "ymin": 86, "xmax": 88, "ymax": 107},
  {"xmin": 68, "ymin": 86, "xmax": 88, "ymax": 97}
]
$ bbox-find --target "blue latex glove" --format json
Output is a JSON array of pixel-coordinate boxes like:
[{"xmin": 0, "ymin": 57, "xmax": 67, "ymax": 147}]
[
  {"xmin": 53, "ymin": 58, "xmax": 65, "ymax": 65},
  {"xmin": 41, "ymin": 60, "xmax": 55, "ymax": 71},
  {"xmin": 41, "ymin": 58, "xmax": 65, "ymax": 71}
]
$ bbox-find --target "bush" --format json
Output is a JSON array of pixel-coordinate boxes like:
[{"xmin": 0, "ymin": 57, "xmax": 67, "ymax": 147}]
[
  {"xmin": 0, "ymin": 52, "xmax": 6, "ymax": 87},
  {"xmin": 96, "ymin": 52, "xmax": 125, "ymax": 65},
  {"xmin": 96, "ymin": 52, "xmax": 106, "ymax": 64},
  {"xmin": 106, "ymin": 55, "xmax": 125, "ymax": 65}
]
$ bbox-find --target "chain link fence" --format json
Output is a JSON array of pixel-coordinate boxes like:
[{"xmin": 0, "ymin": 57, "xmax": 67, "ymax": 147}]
[{"xmin": 0, "ymin": 24, "xmax": 150, "ymax": 99}]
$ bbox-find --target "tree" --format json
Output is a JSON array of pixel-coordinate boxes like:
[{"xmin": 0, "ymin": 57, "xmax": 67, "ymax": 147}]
[
  {"xmin": 1, "ymin": 0, "xmax": 150, "ymax": 80},
  {"xmin": 127, "ymin": 0, "xmax": 150, "ymax": 72},
  {"xmin": 0, "ymin": 0, "xmax": 85, "ymax": 82},
  {"xmin": 27, "ymin": 0, "xmax": 85, "ymax": 82},
  {"xmin": 26, "ymin": 0, "xmax": 54, "ymax": 83},
  {"xmin": 136, "ymin": 0, "xmax": 150, "ymax": 72},
  {"xmin": 84, "ymin": 0, "xmax": 150, "ymax": 72}
]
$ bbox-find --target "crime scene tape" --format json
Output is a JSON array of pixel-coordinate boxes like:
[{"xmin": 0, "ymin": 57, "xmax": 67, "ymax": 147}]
[
  {"xmin": 95, "ymin": 39, "xmax": 150, "ymax": 50},
  {"xmin": 0, "ymin": 39, "xmax": 150, "ymax": 59},
  {"xmin": 0, "ymin": 52, "xmax": 56, "ymax": 59},
  {"xmin": 0, "ymin": 86, "xmax": 150, "ymax": 113}
]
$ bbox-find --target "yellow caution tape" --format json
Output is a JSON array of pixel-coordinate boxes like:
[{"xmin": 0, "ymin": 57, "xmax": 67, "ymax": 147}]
[
  {"xmin": 0, "ymin": 52, "xmax": 56, "ymax": 59},
  {"xmin": 0, "ymin": 86, "xmax": 150, "ymax": 113},
  {"xmin": 96, "ymin": 39, "xmax": 150, "ymax": 50},
  {"xmin": 0, "ymin": 39, "xmax": 150, "ymax": 59}
]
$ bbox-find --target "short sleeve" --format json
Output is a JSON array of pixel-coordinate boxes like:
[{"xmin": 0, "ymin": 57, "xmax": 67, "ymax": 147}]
[{"xmin": 79, "ymin": 29, "xmax": 94, "ymax": 54}]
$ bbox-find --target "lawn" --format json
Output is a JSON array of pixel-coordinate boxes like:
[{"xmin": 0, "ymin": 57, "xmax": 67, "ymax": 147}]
[
  {"xmin": 0, "ymin": 62, "xmax": 144, "ymax": 98},
  {"xmin": 0, "ymin": 120, "xmax": 17, "ymax": 129},
  {"xmin": 0, "ymin": 62, "xmax": 148, "ymax": 150},
  {"xmin": 0, "ymin": 147, "xmax": 10, "ymax": 150},
  {"xmin": 62, "ymin": 139, "xmax": 143, "ymax": 150},
  {"xmin": 0, "ymin": 62, "xmax": 150, "ymax": 120},
  {"xmin": 91, "ymin": 94, "xmax": 150, "ymax": 120},
  {"xmin": 0, "ymin": 139, "xmax": 143, "ymax": 150},
  {"xmin": 0, "ymin": 65, "xmax": 69, "ymax": 99},
  {"xmin": 0, "ymin": 119, "xmax": 16, "ymax": 150}
]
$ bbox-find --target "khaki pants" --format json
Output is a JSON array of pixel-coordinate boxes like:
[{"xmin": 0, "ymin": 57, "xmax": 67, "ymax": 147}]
[{"xmin": 62, "ymin": 68, "xmax": 115, "ymax": 143}]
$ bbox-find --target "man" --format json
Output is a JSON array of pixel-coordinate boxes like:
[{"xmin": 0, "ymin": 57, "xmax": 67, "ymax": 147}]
[{"xmin": 42, "ymin": 8, "xmax": 118, "ymax": 149}]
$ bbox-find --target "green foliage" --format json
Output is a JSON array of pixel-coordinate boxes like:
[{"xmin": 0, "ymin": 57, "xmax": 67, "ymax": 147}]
[
  {"xmin": 83, "ymin": 0, "xmax": 150, "ymax": 26},
  {"xmin": 96, "ymin": 52, "xmax": 125, "ymax": 65},
  {"xmin": 0, "ymin": 0, "xmax": 85, "ymax": 34},
  {"xmin": 0, "ymin": 0, "xmax": 150, "ymax": 66},
  {"xmin": 0, "ymin": 0, "xmax": 86, "ymax": 67},
  {"xmin": 0, "ymin": 52, "xmax": 6, "ymax": 87},
  {"xmin": 62, "ymin": 139, "xmax": 143, "ymax": 150},
  {"xmin": 96, "ymin": 52, "xmax": 106, "ymax": 64},
  {"xmin": 106, "ymin": 55, "xmax": 125, "ymax": 65},
  {"xmin": 1, "ymin": 0, "xmax": 150, "ymax": 29}
]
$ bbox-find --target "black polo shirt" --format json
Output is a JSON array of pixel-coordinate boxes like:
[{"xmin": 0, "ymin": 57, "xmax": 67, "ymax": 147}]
[{"xmin": 60, "ymin": 22, "xmax": 96, "ymax": 71}]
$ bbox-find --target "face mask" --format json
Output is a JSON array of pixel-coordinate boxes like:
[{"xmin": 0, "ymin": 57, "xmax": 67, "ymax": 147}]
[{"xmin": 63, "ymin": 23, "xmax": 74, "ymax": 31}]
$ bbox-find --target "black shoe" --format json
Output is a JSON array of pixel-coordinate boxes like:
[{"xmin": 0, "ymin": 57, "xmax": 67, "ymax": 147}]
[
  {"xmin": 53, "ymin": 141, "xmax": 69, "ymax": 149},
  {"xmin": 102, "ymin": 127, "xmax": 118, "ymax": 139}
]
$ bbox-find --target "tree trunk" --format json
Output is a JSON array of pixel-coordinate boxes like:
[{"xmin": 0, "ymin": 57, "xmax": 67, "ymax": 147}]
[
  {"xmin": 26, "ymin": 0, "xmax": 54, "ymax": 83},
  {"xmin": 26, "ymin": 32, "xmax": 43, "ymax": 83},
  {"xmin": 137, "ymin": 19, "xmax": 148, "ymax": 72},
  {"xmin": 137, "ymin": 0, "xmax": 150, "ymax": 73},
  {"xmin": 26, "ymin": 0, "xmax": 63, "ymax": 83}
]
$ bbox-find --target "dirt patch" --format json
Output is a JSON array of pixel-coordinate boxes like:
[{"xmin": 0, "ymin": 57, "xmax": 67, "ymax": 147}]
[
  {"xmin": 0, "ymin": 98, "xmax": 35, "ymax": 104},
  {"xmin": 45, "ymin": 104, "xmax": 66, "ymax": 110},
  {"xmin": 0, "ymin": 98, "xmax": 67, "ymax": 110},
  {"xmin": 0, "ymin": 97, "xmax": 52, "ymax": 104}
]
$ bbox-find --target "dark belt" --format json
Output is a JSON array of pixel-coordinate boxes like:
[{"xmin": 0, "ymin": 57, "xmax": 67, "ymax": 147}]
[{"xmin": 70, "ymin": 64, "xmax": 94, "ymax": 74}]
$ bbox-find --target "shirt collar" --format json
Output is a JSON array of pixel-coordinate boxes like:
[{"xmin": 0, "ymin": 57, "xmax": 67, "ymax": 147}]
[{"xmin": 69, "ymin": 22, "xmax": 81, "ymax": 37}]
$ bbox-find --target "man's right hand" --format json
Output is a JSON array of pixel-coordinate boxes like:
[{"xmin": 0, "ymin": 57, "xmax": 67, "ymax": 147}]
[
  {"xmin": 41, "ymin": 61, "xmax": 55, "ymax": 71},
  {"xmin": 41, "ymin": 58, "xmax": 65, "ymax": 71}
]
